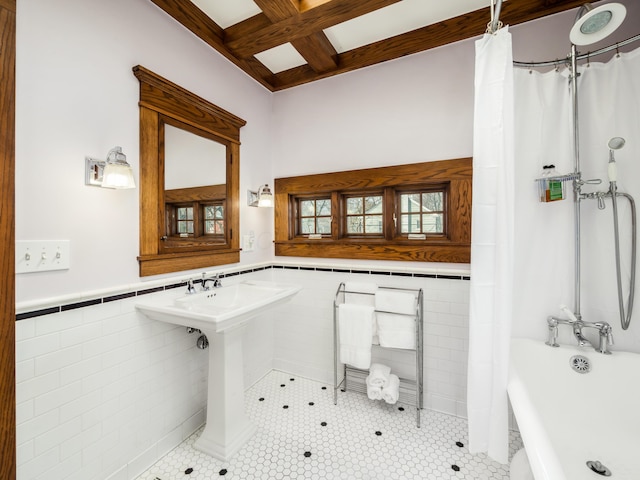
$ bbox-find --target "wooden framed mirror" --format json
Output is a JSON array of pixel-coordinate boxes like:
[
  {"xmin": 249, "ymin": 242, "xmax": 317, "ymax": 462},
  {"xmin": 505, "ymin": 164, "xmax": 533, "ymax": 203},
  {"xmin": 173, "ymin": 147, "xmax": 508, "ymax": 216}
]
[{"xmin": 133, "ymin": 66, "xmax": 245, "ymax": 276}]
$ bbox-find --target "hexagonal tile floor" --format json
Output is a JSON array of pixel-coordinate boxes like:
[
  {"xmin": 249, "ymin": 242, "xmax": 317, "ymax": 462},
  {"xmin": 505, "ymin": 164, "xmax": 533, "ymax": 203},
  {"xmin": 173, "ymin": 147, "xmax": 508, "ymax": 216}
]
[{"xmin": 136, "ymin": 371, "xmax": 522, "ymax": 479}]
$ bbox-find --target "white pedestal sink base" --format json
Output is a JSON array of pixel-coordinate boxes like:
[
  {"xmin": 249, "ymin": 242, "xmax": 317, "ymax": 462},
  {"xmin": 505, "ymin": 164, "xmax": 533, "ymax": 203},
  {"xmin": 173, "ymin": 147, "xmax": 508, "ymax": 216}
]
[{"xmin": 193, "ymin": 324, "xmax": 256, "ymax": 461}]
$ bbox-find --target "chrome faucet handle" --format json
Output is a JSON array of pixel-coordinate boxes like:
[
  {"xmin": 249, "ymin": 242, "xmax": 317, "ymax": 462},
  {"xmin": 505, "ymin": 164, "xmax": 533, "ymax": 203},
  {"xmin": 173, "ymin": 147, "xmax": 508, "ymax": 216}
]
[
  {"xmin": 186, "ymin": 279, "xmax": 197, "ymax": 294},
  {"xmin": 545, "ymin": 317, "xmax": 559, "ymax": 347},
  {"xmin": 596, "ymin": 323, "xmax": 614, "ymax": 355}
]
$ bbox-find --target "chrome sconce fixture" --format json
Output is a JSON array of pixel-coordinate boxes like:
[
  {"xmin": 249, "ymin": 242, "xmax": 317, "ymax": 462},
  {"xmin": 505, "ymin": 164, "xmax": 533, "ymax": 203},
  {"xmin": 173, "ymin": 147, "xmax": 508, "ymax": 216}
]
[
  {"xmin": 247, "ymin": 184, "xmax": 274, "ymax": 207},
  {"xmin": 85, "ymin": 146, "xmax": 136, "ymax": 189}
]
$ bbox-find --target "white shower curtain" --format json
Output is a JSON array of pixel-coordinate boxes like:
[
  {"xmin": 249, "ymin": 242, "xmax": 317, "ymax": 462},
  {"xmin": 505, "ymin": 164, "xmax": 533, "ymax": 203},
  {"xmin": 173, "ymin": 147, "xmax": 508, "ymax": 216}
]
[
  {"xmin": 467, "ymin": 26, "xmax": 514, "ymax": 465},
  {"xmin": 512, "ymin": 47, "xmax": 640, "ymax": 352}
]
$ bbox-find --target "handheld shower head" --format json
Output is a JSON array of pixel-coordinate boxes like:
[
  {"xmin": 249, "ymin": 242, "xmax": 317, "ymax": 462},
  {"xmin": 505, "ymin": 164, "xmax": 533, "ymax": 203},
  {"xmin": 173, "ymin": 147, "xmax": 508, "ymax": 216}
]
[
  {"xmin": 608, "ymin": 137, "xmax": 626, "ymax": 150},
  {"xmin": 607, "ymin": 137, "xmax": 626, "ymax": 182},
  {"xmin": 570, "ymin": 3, "xmax": 627, "ymax": 46}
]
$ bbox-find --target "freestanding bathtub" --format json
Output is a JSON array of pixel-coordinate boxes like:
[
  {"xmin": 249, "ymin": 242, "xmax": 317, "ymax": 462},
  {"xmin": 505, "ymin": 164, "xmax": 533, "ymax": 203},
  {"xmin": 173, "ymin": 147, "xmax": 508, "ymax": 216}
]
[{"xmin": 508, "ymin": 338, "xmax": 639, "ymax": 480}]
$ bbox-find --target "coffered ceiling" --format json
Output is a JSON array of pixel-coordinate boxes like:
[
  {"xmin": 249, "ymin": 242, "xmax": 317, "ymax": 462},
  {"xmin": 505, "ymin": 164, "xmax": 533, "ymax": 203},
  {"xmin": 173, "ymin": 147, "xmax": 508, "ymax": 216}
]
[{"xmin": 149, "ymin": 0, "xmax": 598, "ymax": 91}]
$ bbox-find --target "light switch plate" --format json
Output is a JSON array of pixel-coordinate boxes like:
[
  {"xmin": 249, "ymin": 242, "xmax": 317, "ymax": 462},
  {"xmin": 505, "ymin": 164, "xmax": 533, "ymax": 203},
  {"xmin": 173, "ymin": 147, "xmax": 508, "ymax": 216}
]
[{"xmin": 16, "ymin": 240, "xmax": 71, "ymax": 274}]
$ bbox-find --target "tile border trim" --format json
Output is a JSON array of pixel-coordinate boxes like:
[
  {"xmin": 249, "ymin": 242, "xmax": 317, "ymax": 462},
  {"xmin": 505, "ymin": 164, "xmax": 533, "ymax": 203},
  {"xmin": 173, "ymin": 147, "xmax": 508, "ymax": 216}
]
[{"xmin": 16, "ymin": 263, "xmax": 470, "ymax": 320}]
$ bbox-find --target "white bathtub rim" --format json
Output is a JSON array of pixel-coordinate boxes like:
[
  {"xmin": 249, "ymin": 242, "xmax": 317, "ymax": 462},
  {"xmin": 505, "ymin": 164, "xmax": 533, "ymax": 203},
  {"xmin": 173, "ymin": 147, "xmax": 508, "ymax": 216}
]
[
  {"xmin": 507, "ymin": 354, "xmax": 566, "ymax": 480},
  {"xmin": 508, "ymin": 337, "xmax": 639, "ymax": 480}
]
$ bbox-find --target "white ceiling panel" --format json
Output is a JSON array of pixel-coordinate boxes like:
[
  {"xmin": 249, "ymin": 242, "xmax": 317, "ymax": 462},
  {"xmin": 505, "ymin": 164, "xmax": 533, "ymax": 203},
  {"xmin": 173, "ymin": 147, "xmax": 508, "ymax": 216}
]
[
  {"xmin": 190, "ymin": 0, "xmax": 261, "ymax": 29},
  {"xmin": 254, "ymin": 43, "xmax": 308, "ymax": 74},
  {"xmin": 324, "ymin": 0, "xmax": 492, "ymax": 53}
]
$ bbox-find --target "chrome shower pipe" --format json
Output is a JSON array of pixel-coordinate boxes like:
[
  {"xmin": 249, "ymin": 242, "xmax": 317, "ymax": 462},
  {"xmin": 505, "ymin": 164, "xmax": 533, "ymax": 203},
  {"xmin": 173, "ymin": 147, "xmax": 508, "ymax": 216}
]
[{"xmin": 570, "ymin": 44, "xmax": 583, "ymax": 320}]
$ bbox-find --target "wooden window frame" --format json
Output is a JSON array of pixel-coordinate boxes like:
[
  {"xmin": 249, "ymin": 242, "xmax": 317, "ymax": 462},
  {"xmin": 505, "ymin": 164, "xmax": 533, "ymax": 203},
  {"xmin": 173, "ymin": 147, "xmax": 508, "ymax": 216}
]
[
  {"xmin": 396, "ymin": 185, "xmax": 447, "ymax": 239},
  {"xmin": 295, "ymin": 195, "xmax": 332, "ymax": 237},
  {"xmin": 274, "ymin": 158, "xmax": 472, "ymax": 263},
  {"xmin": 342, "ymin": 191, "xmax": 385, "ymax": 238}
]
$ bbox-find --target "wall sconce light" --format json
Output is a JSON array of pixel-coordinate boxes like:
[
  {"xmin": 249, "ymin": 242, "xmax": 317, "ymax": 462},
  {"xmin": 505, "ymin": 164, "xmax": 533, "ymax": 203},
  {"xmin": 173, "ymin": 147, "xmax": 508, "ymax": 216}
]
[
  {"xmin": 247, "ymin": 184, "xmax": 274, "ymax": 207},
  {"xmin": 85, "ymin": 146, "xmax": 136, "ymax": 189}
]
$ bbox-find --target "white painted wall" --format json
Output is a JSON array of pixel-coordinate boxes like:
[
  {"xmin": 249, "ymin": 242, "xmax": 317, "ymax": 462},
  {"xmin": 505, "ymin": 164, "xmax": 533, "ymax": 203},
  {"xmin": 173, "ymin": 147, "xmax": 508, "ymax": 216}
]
[{"xmin": 15, "ymin": 0, "xmax": 275, "ymax": 304}]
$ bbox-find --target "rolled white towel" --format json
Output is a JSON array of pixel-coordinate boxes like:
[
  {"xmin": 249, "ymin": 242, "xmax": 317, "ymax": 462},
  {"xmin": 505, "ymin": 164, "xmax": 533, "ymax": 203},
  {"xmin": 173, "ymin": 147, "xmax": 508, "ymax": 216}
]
[
  {"xmin": 381, "ymin": 374, "xmax": 400, "ymax": 405},
  {"xmin": 366, "ymin": 381, "xmax": 382, "ymax": 401},
  {"xmin": 367, "ymin": 363, "xmax": 391, "ymax": 387}
]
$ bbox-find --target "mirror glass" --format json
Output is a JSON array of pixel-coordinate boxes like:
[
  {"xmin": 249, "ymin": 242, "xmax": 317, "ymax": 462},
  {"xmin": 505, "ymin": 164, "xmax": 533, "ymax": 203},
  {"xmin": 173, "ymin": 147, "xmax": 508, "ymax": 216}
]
[
  {"xmin": 164, "ymin": 124, "xmax": 226, "ymax": 189},
  {"xmin": 160, "ymin": 120, "xmax": 230, "ymax": 249}
]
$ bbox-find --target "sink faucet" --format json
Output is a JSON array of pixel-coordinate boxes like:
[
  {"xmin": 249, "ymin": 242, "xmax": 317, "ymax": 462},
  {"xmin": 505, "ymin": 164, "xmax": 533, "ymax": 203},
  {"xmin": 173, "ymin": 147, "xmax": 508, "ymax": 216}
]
[
  {"xmin": 202, "ymin": 273, "xmax": 222, "ymax": 290},
  {"xmin": 186, "ymin": 279, "xmax": 197, "ymax": 295},
  {"xmin": 545, "ymin": 311, "xmax": 614, "ymax": 354}
]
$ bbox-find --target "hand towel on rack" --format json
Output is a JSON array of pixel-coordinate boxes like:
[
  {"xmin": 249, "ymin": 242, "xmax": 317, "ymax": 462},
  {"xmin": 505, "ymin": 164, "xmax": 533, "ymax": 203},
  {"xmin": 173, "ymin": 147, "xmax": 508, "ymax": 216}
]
[
  {"xmin": 367, "ymin": 363, "xmax": 391, "ymax": 387},
  {"xmin": 382, "ymin": 373, "xmax": 400, "ymax": 404},
  {"xmin": 375, "ymin": 291, "xmax": 416, "ymax": 349},
  {"xmin": 365, "ymin": 374, "xmax": 383, "ymax": 400},
  {"xmin": 338, "ymin": 303, "xmax": 375, "ymax": 369},
  {"xmin": 344, "ymin": 282, "xmax": 379, "ymax": 344}
]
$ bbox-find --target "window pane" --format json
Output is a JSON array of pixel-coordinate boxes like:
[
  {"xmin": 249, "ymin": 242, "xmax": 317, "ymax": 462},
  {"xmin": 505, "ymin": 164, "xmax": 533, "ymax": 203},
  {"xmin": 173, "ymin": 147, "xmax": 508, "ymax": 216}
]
[
  {"xmin": 177, "ymin": 207, "xmax": 189, "ymax": 220},
  {"xmin": 300, "ymin": 218, "xmax": 315, "ymax": 234},
  {"xmin": 317, "ymin": 217, "xmax": 331, "ymax": 234},
  {"xmin": 365, "ymin": 215, "xmax": 383, "ymax": 234},
  {"xmin": 346, "ymin": 197, "xmax": 362, "ymax": 215},
  {"xmin": 364, "ymin": 196, "xmax": 383, "ymax": 214},
  {"xmin": 214, "ymin": 220, "xmax": 224, "ymax": 234},
  {"xmin": 347, "ymin": 216, "xmax": 363, "ymax": 233},
  {"xmin": 316, "ymin": 199, "xmax": 331, "ymax": 216},
  {"xmin": 422, "ymin": 192, "xmax": 443, "ymax": 212},
  {"xmin": 204, "ymin": 205, "xmax": 224, "ymax": 219},
  {"xmin": 204, "ymin": 220, "xmax": 215, "ymax": 234},
  {"xmin": 402, "ymin": 214, "xmax": 421, "ymax": 233},
  {"xmin": 422, "ymin": 213, "xmax": 443, "ymax": 233},
  {"xmin": 300, "ymin": 200, "xmax": 315, "ymax": 217},
  {"xmin": 178, "ymin": 221, "xmax": 194, "ymax": 234},
  {"xmin": 400, "ymin": 193, "xmax": 420, "ymax": 212}
]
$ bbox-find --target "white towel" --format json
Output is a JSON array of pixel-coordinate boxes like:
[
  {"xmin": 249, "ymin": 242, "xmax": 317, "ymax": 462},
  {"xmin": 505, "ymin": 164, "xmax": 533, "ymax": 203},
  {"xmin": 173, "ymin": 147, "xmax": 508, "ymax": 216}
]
[
  {"xmin": 367, "ymin": 363, "xmax": 391, "ymax": 387},
  {"xmin": 366, "ymin": 374, "xmax": 383, "ymax": 400},
  {"xmin": 338, "ymin": 303, "xmax": 374, "ymax": 369},
  {"xmin": 382, "ymin": 374, "xmax": 400, "ymax": 404},
  {"xmin": 375, "ymin": 291, "xmax": 416, "ymax": 349},
  {"xmin": 344, "ymin": 282, "xmax": 379, "ymax": 344}
]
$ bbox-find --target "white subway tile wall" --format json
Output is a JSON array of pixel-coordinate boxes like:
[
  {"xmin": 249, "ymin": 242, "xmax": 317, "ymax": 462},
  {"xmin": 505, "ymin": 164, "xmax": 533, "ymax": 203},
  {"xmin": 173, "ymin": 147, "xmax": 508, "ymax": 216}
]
[
  {"xmin": 15, "ymin": 264, "xmax": 470, "ymax": 480},
  {"xmin": 272, "ymin": 269, "xmax": 470, "ymax": 418}
]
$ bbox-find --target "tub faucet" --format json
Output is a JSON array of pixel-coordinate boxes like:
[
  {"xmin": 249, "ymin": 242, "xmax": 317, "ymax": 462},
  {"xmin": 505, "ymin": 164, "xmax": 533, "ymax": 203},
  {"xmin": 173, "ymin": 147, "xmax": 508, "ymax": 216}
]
[
  {"xmin": 581, "ymin": 321, "xmax": 614, "ymax": 355},
  {"xmin": 545, "ymin": 315, "xmax": 614, "ymax": 354},
  {"xmin": 572, "ymin": 321, "xmax": 593, "ymax": 348}
]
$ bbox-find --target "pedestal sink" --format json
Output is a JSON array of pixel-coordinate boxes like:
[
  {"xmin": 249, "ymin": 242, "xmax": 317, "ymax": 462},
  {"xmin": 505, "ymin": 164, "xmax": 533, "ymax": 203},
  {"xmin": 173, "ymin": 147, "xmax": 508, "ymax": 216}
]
[{"xmin": 136, "ymin": 280, "xmax": 300, "ymax": 460}]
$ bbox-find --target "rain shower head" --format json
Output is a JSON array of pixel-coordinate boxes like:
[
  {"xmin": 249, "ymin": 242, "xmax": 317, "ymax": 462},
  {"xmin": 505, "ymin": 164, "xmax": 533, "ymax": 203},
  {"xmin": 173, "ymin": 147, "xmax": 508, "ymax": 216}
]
[{"xmin": 569, "ymin": 2, "xmax": 627, "ymax": 46}]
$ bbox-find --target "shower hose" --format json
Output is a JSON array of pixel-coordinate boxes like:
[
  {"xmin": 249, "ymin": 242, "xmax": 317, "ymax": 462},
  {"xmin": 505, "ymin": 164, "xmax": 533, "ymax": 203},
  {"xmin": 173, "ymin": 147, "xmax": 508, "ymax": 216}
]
[{"xmin": 610, "ymin": 185, "xmax": 636, "ymax": 330}]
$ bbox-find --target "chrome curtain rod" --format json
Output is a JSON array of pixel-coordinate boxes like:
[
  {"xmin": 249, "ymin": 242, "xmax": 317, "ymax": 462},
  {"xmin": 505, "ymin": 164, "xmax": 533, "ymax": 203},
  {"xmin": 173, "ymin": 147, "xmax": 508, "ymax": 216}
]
[{"xmin": 513, "ymin": 33, "xmax": 640, "ymax": 68}]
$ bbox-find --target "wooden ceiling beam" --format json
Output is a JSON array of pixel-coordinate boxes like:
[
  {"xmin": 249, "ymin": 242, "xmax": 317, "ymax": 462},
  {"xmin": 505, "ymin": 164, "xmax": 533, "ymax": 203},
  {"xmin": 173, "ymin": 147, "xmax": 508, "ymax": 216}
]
[
  {"xmin": 269, "ymin": 0, "xmax": 591, "ymax": 90},
  {"xmin": 292, "ymin": 32, "xmax": 338, "ymax": 73},
  {"xmin": 224, "ymin": 0, "xmax": 402, "ymax": 58},
  {"xmin": 253, "ymin": 0, "xmax": 338, "ymax": 73},
  {"xmin": 149, "ymin": 0, "xmax": 277, "ymax": 90}
]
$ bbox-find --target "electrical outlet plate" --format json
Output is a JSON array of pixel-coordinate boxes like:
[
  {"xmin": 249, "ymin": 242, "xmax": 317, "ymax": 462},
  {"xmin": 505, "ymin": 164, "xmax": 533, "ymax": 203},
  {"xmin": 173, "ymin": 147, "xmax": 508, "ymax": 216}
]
[{"xmin": 16, "ymin": 240, "xmax": 71, "ymax": 273}]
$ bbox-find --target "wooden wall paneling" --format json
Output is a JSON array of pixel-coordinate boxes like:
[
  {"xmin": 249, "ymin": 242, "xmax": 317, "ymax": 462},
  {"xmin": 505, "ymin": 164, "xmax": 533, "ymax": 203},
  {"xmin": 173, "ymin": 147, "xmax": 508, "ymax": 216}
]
[{"xmin": 0, "ymin": 0, "xmax": 16, "ymax": 477}]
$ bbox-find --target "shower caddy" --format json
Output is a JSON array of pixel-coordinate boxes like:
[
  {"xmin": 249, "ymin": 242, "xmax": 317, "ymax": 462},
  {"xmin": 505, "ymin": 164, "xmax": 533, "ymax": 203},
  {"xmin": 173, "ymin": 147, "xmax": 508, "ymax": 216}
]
[{"xmin": 332, "ymin": 282, "xmax": 424, "ymax": 427}]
